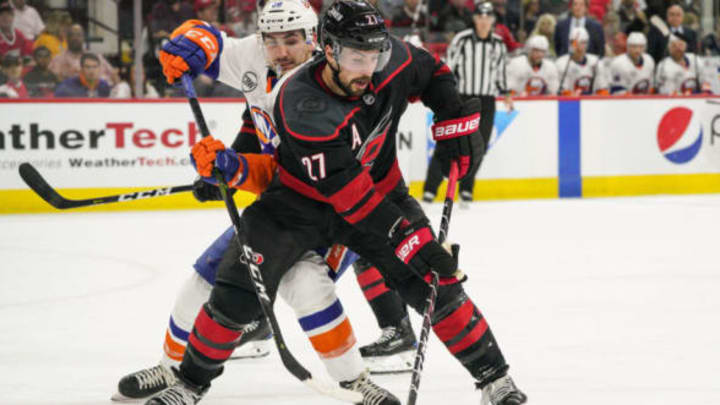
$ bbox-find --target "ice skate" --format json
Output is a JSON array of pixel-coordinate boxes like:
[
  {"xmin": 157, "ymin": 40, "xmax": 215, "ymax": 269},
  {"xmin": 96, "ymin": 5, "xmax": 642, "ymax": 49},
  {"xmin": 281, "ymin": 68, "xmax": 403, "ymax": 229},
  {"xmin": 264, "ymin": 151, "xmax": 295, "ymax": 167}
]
[
  {"xmin": 339, "ymin": 370, "xmax": 401, "ymax": 405},
  {"xmin": 360, "ymin": 317, "xmax": 417, "ymax": 374},
  {"xmin": 112, "ymin": 364, "xmax": 177, "ymax": 401},
  {"xmin": 144, "ymin": 369, "xmax": 209, "ymax": 405},
  {"xmin": 229, "ymin": 317, "xmax": 272, "ymax": 359},
  {"xmin": 478, "ymin": 374, "xmax": 527, "ymax": 405},
  {"xmin": 459, "ymin": 191, "xmax": 473, "ymax": 209}
]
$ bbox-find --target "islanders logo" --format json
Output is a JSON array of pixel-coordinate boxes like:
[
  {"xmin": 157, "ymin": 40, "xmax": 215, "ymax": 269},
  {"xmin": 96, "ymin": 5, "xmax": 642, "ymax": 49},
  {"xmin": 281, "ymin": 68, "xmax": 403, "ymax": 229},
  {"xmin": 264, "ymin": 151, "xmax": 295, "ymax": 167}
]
[{"xmin": 657, "ymin": 107, "xmax": 703, "ymax": 164}]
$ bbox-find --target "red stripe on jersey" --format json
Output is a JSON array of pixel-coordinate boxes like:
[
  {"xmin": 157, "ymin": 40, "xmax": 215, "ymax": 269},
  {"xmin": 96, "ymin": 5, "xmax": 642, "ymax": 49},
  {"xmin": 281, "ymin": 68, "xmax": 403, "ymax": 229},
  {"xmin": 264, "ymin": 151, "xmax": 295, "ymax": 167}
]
[
  {"xmin": 432, "ymin": 299, "xmax": 474, "ymax": 342},
  {"xmin": 278, "ymin": 74, "xmax": 362, "ymax": 142},
  {"xmin": 433, "ymin": 64, "xmax": 452, "ymax": 77},
  {"xmin": 327, "ymin": 171, "xmax": 374, "ymax": 213},
  {"xmin": 343, "ymin": 190, "xmax": 383, "ymax": 224},
  {"xmin": 194, "ymin": 307, "xmax": 242, "ymax": 344},
  {"xmin": 356, "ymin": 266, "xmax": 383, "ymax": 287},
  {"xmin": 363, "ymin": 283, "xmax": 390, "ymax": 301},
  {"xmin": 448, "ymin": 317, "xmax": 488, "ymax": 354},
  {"xmin": 375, "ymin": 41, "xmax": 413, "ymax": 93}
]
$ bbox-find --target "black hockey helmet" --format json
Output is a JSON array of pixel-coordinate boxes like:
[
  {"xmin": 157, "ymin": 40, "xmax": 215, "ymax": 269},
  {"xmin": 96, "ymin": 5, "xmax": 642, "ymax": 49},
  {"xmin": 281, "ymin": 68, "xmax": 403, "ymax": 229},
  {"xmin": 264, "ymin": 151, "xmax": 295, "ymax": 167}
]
[{"xmin": 321, "ymin": 0, "xmax": 391, "ymax": 72}]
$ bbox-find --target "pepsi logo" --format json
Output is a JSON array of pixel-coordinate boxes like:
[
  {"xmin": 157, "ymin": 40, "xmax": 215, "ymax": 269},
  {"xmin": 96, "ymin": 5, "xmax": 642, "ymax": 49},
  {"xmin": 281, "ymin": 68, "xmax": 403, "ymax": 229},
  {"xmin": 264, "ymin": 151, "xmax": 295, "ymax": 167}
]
[{"xmin": 657, "ymin": 107, "xmax": 703, "ymax": 164}]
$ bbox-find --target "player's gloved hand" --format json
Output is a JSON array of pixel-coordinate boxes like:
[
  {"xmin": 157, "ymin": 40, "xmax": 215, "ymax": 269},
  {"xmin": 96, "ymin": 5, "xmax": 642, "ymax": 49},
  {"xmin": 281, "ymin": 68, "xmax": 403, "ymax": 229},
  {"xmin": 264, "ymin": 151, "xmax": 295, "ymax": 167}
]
[
  {"xmin": 390, "ymin": 220, "xmax": 465, "ymax": 285},
  {"xmin": 192, "ymin": 177, "xmax": 236, "ymax": 202},
  {"xmin": 159, "ymin": 19, "xmax": 222, "ymax": 84},
  {"xmin": 432, "ymin": 98, "xmax": 483, "ymax": 179},
  {"xmin": 190, "ymin": 136, "xmax": 248, "ymax": 187}
]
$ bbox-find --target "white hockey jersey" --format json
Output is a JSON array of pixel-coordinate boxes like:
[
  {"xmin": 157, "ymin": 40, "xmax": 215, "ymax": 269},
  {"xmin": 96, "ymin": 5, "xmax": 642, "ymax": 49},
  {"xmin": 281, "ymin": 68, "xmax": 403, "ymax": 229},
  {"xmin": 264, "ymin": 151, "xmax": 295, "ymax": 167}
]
[
  {"xmin": 655, "ymin": 53, "xmax": 710, "ymax": 95},
  {"xmin": 702, "ymin": 56, "xmax": 720, "ymax": 95},
  {"xmin": 608, "ymin": 53, "xmax": 655, "ymax": 94},
  {"xmin": 555, "ymin": 53, "xmax": 607, "ymax": 95},
  {"xmin": 506, "ymin": 55, "xmax": 560, "ymax": 95},
  {"xmin": 215, "ymin": 34, "xmax": 283, "ymax": 153}
]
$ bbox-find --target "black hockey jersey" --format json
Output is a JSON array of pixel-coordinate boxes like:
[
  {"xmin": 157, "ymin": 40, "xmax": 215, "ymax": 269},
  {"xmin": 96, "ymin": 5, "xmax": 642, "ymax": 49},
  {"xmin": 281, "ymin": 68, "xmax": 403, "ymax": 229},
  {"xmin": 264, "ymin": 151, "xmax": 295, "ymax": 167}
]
[{"xmin": 272, "ymin": 36, "xmax": 463, "ymax": 238}]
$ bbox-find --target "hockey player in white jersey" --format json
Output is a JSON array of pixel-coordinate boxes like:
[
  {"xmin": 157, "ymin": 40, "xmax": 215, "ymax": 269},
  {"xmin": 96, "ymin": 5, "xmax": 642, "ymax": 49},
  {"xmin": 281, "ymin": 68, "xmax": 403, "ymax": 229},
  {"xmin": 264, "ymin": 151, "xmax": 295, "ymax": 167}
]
[
  {"xmin": 656, "ymin": 33, "xmax": 712, "ymax": 95},
  {"xmin": 112, "ymin": 2, "xmax": 399, "ymax": 404},
  {"xmin": 507, "ymin": 35, "xmax": 560, "ymax": 95},
  {"xmin": 608, "ymin": 32, "xmax": 655, "ymax": 94},
  {"xmin": 555, "ymin": 27, "xmax": 608, "ymax": 95}
]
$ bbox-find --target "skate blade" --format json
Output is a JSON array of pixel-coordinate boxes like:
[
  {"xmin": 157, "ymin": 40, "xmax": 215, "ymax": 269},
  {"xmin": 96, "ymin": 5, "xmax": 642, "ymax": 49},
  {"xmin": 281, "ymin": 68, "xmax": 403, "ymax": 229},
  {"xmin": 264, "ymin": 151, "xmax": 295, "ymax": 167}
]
[
  {"xmin": 110, "ymin": 392, "xmax": 142, "ymax": 402},
  {"xmin": 229, "ymin": 340, "xmax": 272, "ymax": 360},
  {"xmin": 364, "ymin": 349, "xmax": 415, "ymax": 374}
]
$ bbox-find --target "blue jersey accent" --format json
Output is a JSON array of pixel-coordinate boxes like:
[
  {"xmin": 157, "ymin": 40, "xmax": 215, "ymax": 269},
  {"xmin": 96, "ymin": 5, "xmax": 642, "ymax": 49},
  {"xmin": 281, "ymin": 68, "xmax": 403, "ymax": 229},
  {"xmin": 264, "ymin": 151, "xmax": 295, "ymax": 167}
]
[
  {"xmin": 298, "ymin": 299, "xmax": 344, "ymax": 332},
  {"xmin": 169, "ymin": 316, "xmax": 190, "ymax": 341},
  {"xmin": 193, "ymin": 226, "xmax": 235, "ymax": 285}
]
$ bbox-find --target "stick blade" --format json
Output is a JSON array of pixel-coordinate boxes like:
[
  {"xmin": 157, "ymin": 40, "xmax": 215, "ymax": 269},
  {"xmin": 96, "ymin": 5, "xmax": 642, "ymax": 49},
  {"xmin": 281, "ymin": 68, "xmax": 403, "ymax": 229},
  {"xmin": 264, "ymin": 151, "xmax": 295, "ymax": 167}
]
[{"xmin": 18, "ymin": 162, "xmax": 69, "ymax": 209}]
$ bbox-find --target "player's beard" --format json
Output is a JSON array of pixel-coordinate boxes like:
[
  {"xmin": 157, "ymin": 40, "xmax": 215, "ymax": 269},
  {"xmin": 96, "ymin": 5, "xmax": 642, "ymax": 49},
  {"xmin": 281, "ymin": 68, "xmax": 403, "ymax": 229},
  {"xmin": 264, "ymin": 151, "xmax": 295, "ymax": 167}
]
[{"xmin": 343, "ymin": 75, "xmax": 372, "ymax": 96}]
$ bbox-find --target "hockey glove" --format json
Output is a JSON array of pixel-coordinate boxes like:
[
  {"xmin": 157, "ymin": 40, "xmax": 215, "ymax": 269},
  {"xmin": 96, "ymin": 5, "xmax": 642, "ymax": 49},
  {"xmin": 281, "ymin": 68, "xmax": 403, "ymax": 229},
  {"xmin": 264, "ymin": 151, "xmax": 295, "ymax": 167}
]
[
  {"xmin": 191, "ymin": 136, "xmax": 248, "ymax": 187},
  {"xmin": 192, "ymin": 177, "xmax": 237, "ymax": 202},
  {"xmin": 432, "ymin": 98, "xmax": 483, "ymax": 179},
  {"xmin": 159, "ymin": 19, "xmax": 223, "ymax": 84},
  {"xmin": 390, "ymin": 220, "xmax": 465, "ymax": 285}
]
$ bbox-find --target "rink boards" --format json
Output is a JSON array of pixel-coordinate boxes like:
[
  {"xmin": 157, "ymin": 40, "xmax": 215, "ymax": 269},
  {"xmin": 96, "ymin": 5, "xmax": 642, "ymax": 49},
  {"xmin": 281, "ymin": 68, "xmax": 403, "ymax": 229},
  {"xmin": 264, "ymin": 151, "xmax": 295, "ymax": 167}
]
[{"xmin": 1, "ymin": 96, "xmax": 719, "ymax": 213}]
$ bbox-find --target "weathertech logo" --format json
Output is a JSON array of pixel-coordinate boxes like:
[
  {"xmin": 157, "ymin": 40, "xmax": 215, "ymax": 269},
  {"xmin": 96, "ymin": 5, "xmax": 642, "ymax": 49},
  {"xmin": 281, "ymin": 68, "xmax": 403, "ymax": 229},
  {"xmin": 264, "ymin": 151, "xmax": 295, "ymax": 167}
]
[{"xmin": 432, "ymin": 113, "xmax": 480, "ymax": 140}]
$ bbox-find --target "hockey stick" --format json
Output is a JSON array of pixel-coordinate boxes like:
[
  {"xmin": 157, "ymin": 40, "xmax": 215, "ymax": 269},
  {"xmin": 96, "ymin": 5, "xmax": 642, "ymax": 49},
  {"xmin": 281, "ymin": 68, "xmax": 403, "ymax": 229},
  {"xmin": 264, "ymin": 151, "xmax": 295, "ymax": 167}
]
[
  {"xmin": 407, "ymin": 160, "xmax": 459, "ymax": 405},
  {"xmin": 180, "ymin": 75, "xmax": 362, "ymax": 403},
  {"xmin": 17, "ymin": 162, "xmax": 193, "ymax": 209}
]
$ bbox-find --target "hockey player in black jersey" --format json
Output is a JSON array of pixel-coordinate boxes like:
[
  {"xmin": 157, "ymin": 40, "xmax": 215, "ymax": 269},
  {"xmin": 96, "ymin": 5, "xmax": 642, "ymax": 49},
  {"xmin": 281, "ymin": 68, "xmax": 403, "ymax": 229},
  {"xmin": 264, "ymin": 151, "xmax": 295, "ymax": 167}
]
[{"xmin": 151, "ymin": 1, "xmax": 527, "ymax": 404}]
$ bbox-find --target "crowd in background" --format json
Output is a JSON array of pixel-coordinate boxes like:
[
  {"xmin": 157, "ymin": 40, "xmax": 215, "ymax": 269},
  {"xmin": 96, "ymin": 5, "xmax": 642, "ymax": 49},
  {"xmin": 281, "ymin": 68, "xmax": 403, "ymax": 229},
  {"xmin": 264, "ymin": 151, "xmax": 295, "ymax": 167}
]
[{"xmin": 0, "ymin": 0, "xmax": 718, "ymax": 98}]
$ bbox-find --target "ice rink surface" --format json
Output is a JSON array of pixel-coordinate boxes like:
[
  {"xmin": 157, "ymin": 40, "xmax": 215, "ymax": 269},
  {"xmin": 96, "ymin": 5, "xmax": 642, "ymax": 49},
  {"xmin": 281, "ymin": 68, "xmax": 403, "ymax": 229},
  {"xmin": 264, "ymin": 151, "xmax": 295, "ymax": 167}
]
[{"xmin": 1, "ymin": 195, "xmax": 719, "ymax": 405}]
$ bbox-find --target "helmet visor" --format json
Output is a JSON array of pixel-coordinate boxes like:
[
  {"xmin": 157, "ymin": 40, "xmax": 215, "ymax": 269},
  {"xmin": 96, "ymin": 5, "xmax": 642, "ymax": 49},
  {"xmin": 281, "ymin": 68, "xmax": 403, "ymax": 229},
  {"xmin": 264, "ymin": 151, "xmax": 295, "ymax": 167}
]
[{"xmin": 334, "ymin": 41, "xmax": 392, "ymax": 74}]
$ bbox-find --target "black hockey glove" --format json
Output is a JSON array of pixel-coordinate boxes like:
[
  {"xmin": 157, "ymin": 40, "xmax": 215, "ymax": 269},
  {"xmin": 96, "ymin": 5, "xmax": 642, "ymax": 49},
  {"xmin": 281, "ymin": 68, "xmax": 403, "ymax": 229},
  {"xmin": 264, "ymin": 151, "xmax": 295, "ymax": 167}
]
[
  {"xmin": 432, "ymin": 98, "xmax": 484, "ymax": 179},
  {"xmin": 390, "ymin": 220, "xmax": 465, "ymax": 285},
  {"xmin": 191, "ymin": 177, "xmax": 236, "ymax": 202}
]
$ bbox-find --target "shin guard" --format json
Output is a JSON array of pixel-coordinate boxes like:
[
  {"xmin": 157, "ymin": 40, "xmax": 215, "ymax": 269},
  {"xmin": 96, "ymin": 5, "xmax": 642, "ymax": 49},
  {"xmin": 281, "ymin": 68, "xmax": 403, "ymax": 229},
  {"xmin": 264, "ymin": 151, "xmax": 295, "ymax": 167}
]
[
  {"xmin": 354, "ymin": 260, "xmax": 408, "ymax": 328},
  {"xmin": 431, "ymin": 290, "xmax": 508, "ymax": 384},
  {"xmin": 180, "ymin": 303, "xmax": 245, "ymax": 386}
]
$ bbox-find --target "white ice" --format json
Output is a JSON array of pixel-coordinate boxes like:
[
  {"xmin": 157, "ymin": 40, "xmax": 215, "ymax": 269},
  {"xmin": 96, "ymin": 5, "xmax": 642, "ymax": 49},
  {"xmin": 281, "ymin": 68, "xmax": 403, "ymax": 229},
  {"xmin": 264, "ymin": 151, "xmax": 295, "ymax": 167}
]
[{"xmin": 1, "ymin": 195, "xmax": 719, "ymax": 405}]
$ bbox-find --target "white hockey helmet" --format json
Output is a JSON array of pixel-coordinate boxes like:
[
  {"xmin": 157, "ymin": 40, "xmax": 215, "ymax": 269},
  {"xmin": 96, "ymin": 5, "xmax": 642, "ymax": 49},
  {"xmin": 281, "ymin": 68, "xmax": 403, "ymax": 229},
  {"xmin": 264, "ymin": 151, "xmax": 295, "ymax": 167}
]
[
  {"xmin": 569, "ymin": 27, "xmax": 589, "ymax": 44},
  {"xmin": 257, "ymin": 0, "xmax": 318, "ymax": 44},
  {"xmin": 627, "ymin": 32, "xmax": 646, "ymax": 47},
  {"xmin": 526, "ymin": 35, "xmax": 549, "ymax": 52}
]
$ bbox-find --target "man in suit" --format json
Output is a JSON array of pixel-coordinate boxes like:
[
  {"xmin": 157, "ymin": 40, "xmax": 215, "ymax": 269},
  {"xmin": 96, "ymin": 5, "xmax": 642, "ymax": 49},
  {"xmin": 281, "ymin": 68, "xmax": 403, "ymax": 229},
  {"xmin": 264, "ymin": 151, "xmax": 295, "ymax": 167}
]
[
  {"xmin": 647, "ymin": 3, "xmax": 697, "ymax": 63},
  {"xmin": 554, "ymin": 0, "xmax": 605, "ymax": 57}
]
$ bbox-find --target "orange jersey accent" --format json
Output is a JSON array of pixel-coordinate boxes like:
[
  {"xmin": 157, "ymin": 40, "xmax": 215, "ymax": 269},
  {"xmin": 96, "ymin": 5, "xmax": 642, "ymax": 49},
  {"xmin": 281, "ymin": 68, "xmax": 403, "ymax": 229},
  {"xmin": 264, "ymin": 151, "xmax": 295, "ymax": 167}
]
[{"xmin": 234, "ymin": 153, "xmax": 277, "ymax": 195}]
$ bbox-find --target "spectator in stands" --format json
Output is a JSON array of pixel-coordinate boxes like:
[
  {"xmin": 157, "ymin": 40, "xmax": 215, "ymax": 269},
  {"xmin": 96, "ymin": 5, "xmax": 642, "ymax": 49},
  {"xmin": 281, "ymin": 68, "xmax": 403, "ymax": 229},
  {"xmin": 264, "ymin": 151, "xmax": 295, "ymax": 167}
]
[
  {"xmin": 602, "ymin": 10, "xmax": 621, "ymax": 56},
  {"xmin": 507, "ymin": 35, "xmax": 560, "ymax": 95},
  {"xmin": 48, "ymin": 24, "xmax": 118, "ymax": 84},
  {"xmin": 492, "ymin": 0, "xmax": 520, "ymax": 36},
  {"xmin": 0, "ymin": 1, "xmax": 33, "ymax": 61},
  {"xmin": 10, "ymin": 0, "xmax": 43, "ymax": 41},
  {"xmin": 434, "ymin": 0, "xmax": 473, "ymax": 34},
  {"xmin": 23, "ymin": 45, "xmax": 57, "ymax": 97},
  {"xmin": 555, "ymin": 0, "xmax": 605, "ymax": 56},
  {"xmin": 33, "ymin": 10, "xmax": 72, "ymax": 57},
  {"xmin": 529, "ymin": 13, "xmax": 557, "ymax": 57},
  {"xmin": 390, "ymin": 0, "xmax": 428, "ymax": 27},
  {"xmin": 615, "ymin": 0, "xmax": 647, "ymax": 33},
  {"xmin": 111, "ymin": 66, "xmax": 159, "ymax": 98},
  {"xmin": 519, "ymin": 0, "xmax": 541, "ymax": 42},
  {"xmin": 647, "ymin": 4, "xmax": 696, "ymax": 63},
  {"xmin": 655, "ymin": 32, "xmax": 710, "ymax": 95},
  {"xmin": 195, "ymin": 0, "xmax": 236, "ymax": 35},
  {"xmin": 0, "ymin": 53, "xmax": 26, "ymax": 97},
  {"xmin": 700, "ymin": 20, "xmax": 720, "ymax": 57},
  {"xmin": 588, "ymin": 0, "xmax": 610, "ymax": 21},
  {"xmin": 54, "ymin": 53, "xmax": 111, "ymax": 98},
  {"xmin": 150, "ymin": 0, "xmax": 194, "ymax": 41}
]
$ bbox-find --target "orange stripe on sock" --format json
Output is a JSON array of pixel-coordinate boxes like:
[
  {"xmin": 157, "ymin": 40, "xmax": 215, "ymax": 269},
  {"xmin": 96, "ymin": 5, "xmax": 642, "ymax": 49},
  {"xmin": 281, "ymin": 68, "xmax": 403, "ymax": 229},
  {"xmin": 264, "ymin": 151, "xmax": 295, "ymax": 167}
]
[
  {"xmin": 308, "ymin": 318, "xmax": 356, "ymax": 359},
  {"xmin": 164, "ymin": 330, "xmax": 186, "ymax": 361}
]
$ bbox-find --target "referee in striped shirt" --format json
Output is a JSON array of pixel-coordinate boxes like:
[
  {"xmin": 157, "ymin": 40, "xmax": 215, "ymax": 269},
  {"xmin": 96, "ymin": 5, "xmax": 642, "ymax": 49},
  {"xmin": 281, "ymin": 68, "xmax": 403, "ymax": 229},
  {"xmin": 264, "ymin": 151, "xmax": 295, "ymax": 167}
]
[{"xmin": 423, "ymin": 1, "xmax": 513, "ymax": 204}]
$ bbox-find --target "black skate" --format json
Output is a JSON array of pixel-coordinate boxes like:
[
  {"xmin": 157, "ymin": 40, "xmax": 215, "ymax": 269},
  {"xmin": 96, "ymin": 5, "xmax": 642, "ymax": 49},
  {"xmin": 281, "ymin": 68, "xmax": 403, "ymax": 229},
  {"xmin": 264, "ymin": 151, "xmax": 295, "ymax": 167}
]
[
  {"xmin": 360, "ymin": 317, "xmax": 417, "ymax": 374},
  {"xmin": 112, "ymin": 364, "xmax": 177, "ymax": 401},
  {"xmin": 339, "ymin": 370, "xmax": 400, "ymax": 405},
  {"xmin": 144, "ymin": 369, "xmax": 209, "ymax": 405},
  {"xmin": 478, "ymin": 375, "xmax": 527, "ymax": 405},
  {"xmin": 229, "ymin": 316, "xmax": 273, "ymax": 360},
  {"xmin": 459, "ymin": 190, "xmax": 473, "ymax": 209}
]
